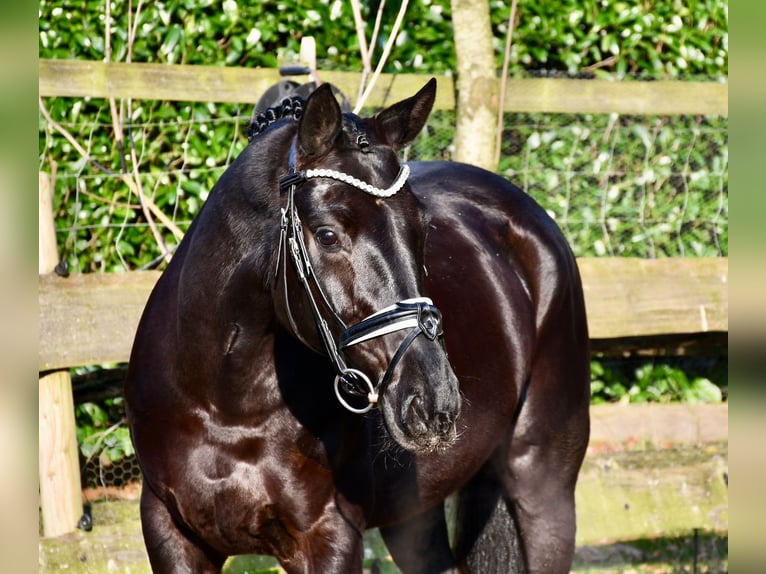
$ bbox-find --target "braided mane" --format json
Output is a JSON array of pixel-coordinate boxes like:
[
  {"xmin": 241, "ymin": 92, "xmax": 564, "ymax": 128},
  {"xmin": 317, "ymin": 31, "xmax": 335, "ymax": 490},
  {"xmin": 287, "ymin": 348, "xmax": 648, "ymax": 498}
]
[{"xmin": 247, "ymin": 96, "xmax": 305, "ymax": 142}]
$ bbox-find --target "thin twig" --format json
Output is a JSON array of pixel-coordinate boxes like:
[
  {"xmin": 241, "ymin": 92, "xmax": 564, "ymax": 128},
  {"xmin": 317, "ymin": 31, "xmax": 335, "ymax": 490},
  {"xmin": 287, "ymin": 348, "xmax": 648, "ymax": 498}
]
[
  {"xmin": 355, "ymin": 0, "xmax": 388, "ymax": 103},
  {"xmin": 368, "ymin": 0, "xmax": 387, "ymax": 67},
  {"xmin": 104, "ymin": 0, "xmax": 130, "ymax": 269},
  {"xmin": 128, "ymin": 127, "xmax": 172, "ymax": 257},
  {"xmin": 39, "ymin": 97, "xmax": 115, "ymax": 176},
  {"xmin": 127, "ymin": 0, "xmax": 144, "ymax": 64},
  {"xmin": 495, "ymin": 0, "xmax": 518, "ymax": 167},
  {"xmin": 582, "ymin": 55, "xmax": 618, "ymax": 73},
  {"xmin": 354, "ymin": 0, "xmax": 409, "ymax": 113},
  {"xmin": 82, "ymin": 420, "xmax": 127, "ymax": 466},
  {"xmin": 105, "ymin": 0, "xmax": 127, "ymax": 183},
  {"xmin": 350, "ymin": 0, "xmax": 372, "ymax": 75},
  {"xmin": 105, "ymin": 0, "xmax": 111, "ymax": 62},
  {"xmin": 123, "ymin": 0, "xmax": 173, "ymax": 260},
  {"xmin": 75, "ymin": 185, "xmax": 142, "ymax": 210},
  {"xmin": 105, "ymin": 0, "xmax": 122, "ymax": 151}
]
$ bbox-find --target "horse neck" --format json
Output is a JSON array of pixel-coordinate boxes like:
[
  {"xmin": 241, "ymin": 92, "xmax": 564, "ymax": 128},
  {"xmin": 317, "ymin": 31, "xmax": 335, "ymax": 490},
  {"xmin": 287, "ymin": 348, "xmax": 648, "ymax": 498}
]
[
  {"xmin": 171, "ymin": 125, "xmax": 299, "ymax": 409},
  {"xmin": 175, "ymin": 123, "xmax": 369, "ymax": 443},
  {"xmin": 177, "ymin": 123, "xmax": 297, "ymax": 318}
]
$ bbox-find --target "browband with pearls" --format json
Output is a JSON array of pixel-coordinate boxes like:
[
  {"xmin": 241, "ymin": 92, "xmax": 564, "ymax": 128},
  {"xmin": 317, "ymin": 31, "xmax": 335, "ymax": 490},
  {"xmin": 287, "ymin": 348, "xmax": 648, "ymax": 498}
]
[
  {"xmin": 303, "ymin": 165, "xmax": 410, "ymax": 198},
  {"xmin": 279, "ymin": 140, "xmax": 410, "ymax": 198}
]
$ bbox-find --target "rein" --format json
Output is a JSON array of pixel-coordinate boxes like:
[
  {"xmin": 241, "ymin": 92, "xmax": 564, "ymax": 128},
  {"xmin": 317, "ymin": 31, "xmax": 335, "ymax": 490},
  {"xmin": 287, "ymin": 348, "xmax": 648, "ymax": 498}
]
[{"xmin": 276, "ymin": 139, "xmax": 444, "ymax": 414}]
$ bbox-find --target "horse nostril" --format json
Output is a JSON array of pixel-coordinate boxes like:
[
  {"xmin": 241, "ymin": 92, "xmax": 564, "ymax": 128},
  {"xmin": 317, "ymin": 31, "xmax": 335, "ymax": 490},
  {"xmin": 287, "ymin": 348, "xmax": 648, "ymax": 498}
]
[
  {"xmin": 433, "ymin": 411, "xmax": 454, "ymax": 437},
  {"xmin": 401, "ymin": 392, "xmax": 458, "ymax": 445},
  {"xmin": 409, "ymin": 395, "xmax": 426, "ymax": 418},
  {"xmin": 403, "ymin": 395, "xmax": 428, "ymax": 437}
]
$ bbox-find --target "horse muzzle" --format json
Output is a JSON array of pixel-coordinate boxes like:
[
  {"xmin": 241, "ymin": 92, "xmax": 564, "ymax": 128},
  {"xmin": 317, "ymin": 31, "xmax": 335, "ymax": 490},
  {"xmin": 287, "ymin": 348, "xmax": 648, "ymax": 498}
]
[
  {"xmin": 335, "ymin": 299, "xmax": 460, "ymax": 451},
  {"xmin": 385, "ymin": 343, "xmax": 462, "ymax": 453},
  {"xmin": 335, "ymin": 297, "xmax": 447, "ymax": 414}
]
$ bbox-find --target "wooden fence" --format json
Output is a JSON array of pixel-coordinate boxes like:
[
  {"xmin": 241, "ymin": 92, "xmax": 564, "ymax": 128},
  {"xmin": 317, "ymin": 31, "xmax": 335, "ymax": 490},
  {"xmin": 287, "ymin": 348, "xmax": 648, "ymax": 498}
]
[
  {"xmin": 39, "ymin": 59, "xmax": 728, "ymax": 115},
  {"xmin": 38, "ymin": 59, "xmax": 728, "ymax": 537},
  {"xmin": 38, "ymin": 259, "xmax": 728, "ymax": 373}
]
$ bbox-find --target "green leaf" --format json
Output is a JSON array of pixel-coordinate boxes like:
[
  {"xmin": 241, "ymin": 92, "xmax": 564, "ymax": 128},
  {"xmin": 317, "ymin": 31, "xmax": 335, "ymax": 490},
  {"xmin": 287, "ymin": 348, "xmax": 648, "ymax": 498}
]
[
  {"xmin": 688, "ymin": 378, "xmax": 723, "ymax": 403},
  {"xmin": 77, "ymin": 402, "xmax": 109, "ymax": 427}
]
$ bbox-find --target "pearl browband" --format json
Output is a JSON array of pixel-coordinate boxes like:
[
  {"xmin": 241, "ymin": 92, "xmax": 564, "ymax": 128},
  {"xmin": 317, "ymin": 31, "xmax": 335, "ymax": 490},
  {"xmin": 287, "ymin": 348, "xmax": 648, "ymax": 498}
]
[
  {"xmin": 278, "ymin": 140, "xmax": 410, "ymax": 198},
  {"xmin": 303, "ymin": 165, "xmax": 410, "ymax": 198}
]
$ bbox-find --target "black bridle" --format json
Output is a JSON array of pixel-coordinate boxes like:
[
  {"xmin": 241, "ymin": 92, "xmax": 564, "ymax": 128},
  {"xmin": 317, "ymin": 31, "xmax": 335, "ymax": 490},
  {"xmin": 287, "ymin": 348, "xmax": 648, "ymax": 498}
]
[{"xmin": 275, "ymin": 140, "xmax": 444, "ymax": 413}]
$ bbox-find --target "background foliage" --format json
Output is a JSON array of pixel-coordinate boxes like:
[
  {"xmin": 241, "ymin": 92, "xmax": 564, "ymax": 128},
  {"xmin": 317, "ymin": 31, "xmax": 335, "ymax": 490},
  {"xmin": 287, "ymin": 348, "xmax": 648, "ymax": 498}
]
[
  {"xmin": 38, "ymin": 0, "xmax": 728, "ymax": 463},
  {"xmin": 40, "ymin": 0, "xmax": 727, "ymax": 78},
  {"xmin": 495, "ymin": 0, "xmax": 727, "ymax": 79},
  {"xmin": 590, "ymin": 356, "xmax": 726, "ymax": 405},
  {"xmin": 39, "ymin": 0, "xmax": 728, "ymax": 272}
]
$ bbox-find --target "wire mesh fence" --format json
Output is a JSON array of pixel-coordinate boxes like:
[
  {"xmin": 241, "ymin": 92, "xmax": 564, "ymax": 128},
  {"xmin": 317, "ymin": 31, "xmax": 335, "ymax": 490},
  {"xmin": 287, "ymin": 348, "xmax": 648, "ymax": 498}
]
[
  {"xmin": 410, "ymin": 110, "xmax": 728, "ymax": 259},
  {"xmin": 82, "ymin": 452, "xmax": 142, "ymax": 491},
  {"xmin": 39, "ymin": 95, "xmax": 728, "ymax": 275}
]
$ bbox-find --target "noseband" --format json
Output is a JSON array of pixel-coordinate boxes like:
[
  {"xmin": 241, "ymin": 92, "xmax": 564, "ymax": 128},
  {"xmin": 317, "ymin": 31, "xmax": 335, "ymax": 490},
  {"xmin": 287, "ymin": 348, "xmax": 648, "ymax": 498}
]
[{"xmin": 276, "ymin": 140, "xmax": 444, "ymax": 414}]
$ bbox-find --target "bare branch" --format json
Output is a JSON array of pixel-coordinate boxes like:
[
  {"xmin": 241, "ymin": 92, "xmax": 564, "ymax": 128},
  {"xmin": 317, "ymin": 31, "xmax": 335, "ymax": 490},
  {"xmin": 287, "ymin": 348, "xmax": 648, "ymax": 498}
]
[
  {"xmin": 495, "ymin": 0, "xmax": 518, "ymax": 167},
  {"xmin": 369, "ymin": 0, "xmax": 387, "ymax": 65},
  {"xmin": 354, "ymin": 0, "xmax": 409, "ymax": 113},
  {"xmin": 349, "ymin": 0, "xmax": 372, "ymax": 74}
]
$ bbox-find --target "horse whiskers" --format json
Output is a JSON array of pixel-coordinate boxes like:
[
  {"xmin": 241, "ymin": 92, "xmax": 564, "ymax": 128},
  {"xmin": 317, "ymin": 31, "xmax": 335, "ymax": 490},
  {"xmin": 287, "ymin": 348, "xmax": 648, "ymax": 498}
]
[{"xmin": 368, "ymin": 417, "xmax": 412, "ymax": 469}]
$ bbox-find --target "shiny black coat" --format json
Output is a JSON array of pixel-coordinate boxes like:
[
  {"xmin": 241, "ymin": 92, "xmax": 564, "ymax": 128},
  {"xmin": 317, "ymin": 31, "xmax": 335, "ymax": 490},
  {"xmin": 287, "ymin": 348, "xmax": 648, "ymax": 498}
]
[{"xmin": 125, "ymin": 80, "xmax": 590, "ymax": 574}]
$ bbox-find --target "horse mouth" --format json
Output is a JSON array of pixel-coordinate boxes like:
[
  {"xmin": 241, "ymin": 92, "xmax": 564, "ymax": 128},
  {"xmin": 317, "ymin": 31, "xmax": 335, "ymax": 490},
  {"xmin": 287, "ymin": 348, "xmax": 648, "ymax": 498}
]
[{"xmin": 381, "ymin": 390, "xmax": 460, "ymax": 454}]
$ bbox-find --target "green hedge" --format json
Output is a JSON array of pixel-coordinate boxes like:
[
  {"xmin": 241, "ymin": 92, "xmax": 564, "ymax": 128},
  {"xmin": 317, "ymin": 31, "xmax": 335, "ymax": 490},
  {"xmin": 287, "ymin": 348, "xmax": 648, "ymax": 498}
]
[
  {"xmin": 40, "ymin": 0, "xmax": 727, "ymax": 78},
  {"xmin": 497, "ymin": 0, "xmax": 727, "ymax": 79},
  {"xmin": 39, "ymin": 0, "xmax": 728, "ymax": 272}
]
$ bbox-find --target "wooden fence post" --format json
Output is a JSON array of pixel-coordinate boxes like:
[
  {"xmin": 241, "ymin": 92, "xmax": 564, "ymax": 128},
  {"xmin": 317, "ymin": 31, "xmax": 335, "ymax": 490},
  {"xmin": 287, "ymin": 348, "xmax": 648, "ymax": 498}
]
[{"xmin": 39, "ymin": 172, "xmax": 82, "ymax": 537}]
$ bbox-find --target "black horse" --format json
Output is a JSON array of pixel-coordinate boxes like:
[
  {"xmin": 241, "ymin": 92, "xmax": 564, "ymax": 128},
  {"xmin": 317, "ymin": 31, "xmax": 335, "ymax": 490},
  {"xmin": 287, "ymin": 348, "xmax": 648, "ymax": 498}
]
[{"xmin": 125, "ymin": 79, "xmax": 590, "ymax": 573}]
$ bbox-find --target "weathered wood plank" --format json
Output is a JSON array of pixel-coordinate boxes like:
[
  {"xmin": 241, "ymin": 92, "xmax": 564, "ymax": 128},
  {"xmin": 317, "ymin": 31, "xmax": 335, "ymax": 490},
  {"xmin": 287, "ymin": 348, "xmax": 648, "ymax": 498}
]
[
  {"xmin": 580, "ymin": 257, "xmax": 728, "ymax": 338},
  {"xmin": 38, "ymin": 258, "xmax": 727, "ymax": 371},
  {"xmin": 39, "ymin": 271, "xmax": 161, "ymax": 371},
  {"xmin": 39, "ymin": 60, "xmax": 284, "ymax": 105},
  {"xmin": 39, "ymin": 171, "xmax": 82, "ymax": 538},
  {"xmin": 39, "ymin": 59, "xmax": 728, "ymax": 116},
  {"xmin": 589, "ymin": 403, "xmax": 728, "ymax": 445},
  {"xmin": 37, "ymin": 60, "xmax": 457, "ymax": 111},
  {"xmin": 39, "ymin": 371, "xmax": 82, "ymax": 537},
  {"xmin": 501, "ymin": 77, "xmax": 728, "ymax": 116}
]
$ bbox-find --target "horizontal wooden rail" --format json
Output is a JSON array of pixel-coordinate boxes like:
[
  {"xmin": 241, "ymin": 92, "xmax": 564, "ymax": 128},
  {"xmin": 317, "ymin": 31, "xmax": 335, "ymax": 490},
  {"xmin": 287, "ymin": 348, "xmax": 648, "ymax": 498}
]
[
  {"xmin": 500, "ymin": 77, "xmax": 728, "ymax": 116},
  {"xmin": 39, "ymin": 271, "xmax": 161, "ymax": 371},
  {"xmin": 39, "ymin": 257, "xmax": 728, "ymax": 371},
  {"xmin": 579, "ymin": 257, "xmax": 727, "ymax": 340},
  {"xmin": 38, "ymin": 60, "xmax": 457, "ymax": 111},
  {"xmin": 39, "ymin": 59, "xmax": 728, "ymax": 116}
]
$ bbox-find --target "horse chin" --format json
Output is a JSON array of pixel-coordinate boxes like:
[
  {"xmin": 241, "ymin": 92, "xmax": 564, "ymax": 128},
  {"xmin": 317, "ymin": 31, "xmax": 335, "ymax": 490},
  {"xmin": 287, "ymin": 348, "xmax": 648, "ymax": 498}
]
[{"xmin": 379, "ymin": 387, "xmax": 459, "ymax": 455}]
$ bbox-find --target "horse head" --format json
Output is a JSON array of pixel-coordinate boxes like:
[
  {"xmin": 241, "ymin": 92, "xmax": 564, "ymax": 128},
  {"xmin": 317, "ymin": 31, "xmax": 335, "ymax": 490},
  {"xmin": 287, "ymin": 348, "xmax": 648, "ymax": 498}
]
[{"xmin": 271, "ymin": 79, "xmax": 461, "ymax": 452}]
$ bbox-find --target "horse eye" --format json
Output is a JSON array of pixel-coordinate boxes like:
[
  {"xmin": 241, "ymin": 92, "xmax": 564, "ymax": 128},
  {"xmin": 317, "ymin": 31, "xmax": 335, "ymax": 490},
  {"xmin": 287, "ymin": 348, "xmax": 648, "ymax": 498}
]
[{"xmin": 315, "ymin": 228, "xmax": 340, "ymax": 248}]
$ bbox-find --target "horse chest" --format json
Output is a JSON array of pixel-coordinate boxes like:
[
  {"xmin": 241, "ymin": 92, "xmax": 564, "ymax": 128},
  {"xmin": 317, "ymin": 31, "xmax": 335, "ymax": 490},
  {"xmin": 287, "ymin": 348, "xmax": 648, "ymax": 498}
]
[{"xmin": 167, "ymin": 427, "xmax": 339, "ymax": 553}]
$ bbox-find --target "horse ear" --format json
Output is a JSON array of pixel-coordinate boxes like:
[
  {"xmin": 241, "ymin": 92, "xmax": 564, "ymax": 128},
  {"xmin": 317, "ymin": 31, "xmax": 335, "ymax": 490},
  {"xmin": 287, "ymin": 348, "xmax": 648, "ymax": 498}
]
[
  {"xmin": 297, "ymin": 83, "xmax": 343, "ymax": 159},
  {"xmin": 374, "ymin": 78, "xmax": 437, "ymax": 150}
]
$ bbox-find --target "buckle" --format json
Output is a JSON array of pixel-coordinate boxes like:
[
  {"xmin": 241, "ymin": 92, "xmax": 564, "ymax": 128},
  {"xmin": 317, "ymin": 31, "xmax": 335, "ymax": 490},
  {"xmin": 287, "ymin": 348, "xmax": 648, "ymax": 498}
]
[
  {"xmin": 279, "ymin": 171, "xmax": 306, "ymax": 191},
  {"xmin": 416, "ymin": 303, "xmax": 443, "ymax": 341}
]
